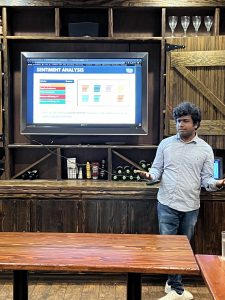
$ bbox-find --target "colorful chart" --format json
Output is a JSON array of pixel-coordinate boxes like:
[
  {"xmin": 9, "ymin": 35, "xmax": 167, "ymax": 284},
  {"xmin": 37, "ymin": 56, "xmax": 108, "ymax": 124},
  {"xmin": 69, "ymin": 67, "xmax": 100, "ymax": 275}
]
[{"xmin": 39, "ymin": 83, "xmax": 66, "ymax": 104}]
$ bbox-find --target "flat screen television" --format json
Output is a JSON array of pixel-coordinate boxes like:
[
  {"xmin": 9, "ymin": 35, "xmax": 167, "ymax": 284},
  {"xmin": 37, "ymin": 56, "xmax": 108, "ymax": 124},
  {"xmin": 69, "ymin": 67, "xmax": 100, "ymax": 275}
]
[
  {"xmin": 21, "ymin": 52, "xmax": 148, "ymax": 136},
  {"xmin": 214, "ymin": 157, "xmax": 223, "ymax": 179}
]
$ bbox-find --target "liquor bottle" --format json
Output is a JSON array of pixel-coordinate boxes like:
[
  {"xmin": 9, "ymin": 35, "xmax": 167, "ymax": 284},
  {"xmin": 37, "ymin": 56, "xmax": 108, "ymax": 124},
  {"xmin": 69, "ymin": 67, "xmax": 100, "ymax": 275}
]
[
  {"xmin": 121, "ymin": 174, "xmax": 127, "ymax": 181},
  {"xmin": 99, "ymin": 159, "xmax": 106, "ymax": 179},
  {"xmin": 86, "ymin": 161, "xmax": 91, "ymax": 179},
  {"xmin": 112, "ymin": 173, "xmax": 120, "ymax": 181},
  {"xmin": 135, "ymin": 174, "xmax": 142, "ymax": 181},
  {"xmin": 78, "ymin": 167, "xmax": 83, "ymax": 179},
  {"xmin": 115, "ymin": 166, "xmax": 124, "ymax": 175},
  {"xmin": 146, "ymin": 163, "xmax": 152, "ymax": 172},
  {"xmin": 124, "ymin": 165, "xmax": 132, "ymax": 175},
  {"xmin": 91, "ymin": 162, "xmax": 99, "ymax": 180},
  {"xmin": 28, "ymin": 170, "xmax": 39, "ymax": 180},
  {"xmin": 139, "ymin": 160, "xmax": 147, "ymax": 170},
  {"xmin": 129, "ymin": 174, "xmax": 135, "ymax": 181},
  {"xmin": 21, "ymin": 171, "xmax": 29, "ymax": 180}
]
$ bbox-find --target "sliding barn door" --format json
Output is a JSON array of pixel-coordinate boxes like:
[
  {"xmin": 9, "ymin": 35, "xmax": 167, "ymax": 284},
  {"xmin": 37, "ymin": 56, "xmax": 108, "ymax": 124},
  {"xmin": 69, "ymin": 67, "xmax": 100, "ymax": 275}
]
[{"xmin": 165, "ymin": 36, "xmax": 225, "ymax": 149}]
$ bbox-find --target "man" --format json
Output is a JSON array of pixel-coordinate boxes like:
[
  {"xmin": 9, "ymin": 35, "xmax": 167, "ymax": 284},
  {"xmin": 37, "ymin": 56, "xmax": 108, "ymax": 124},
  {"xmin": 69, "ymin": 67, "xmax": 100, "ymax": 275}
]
[{"xmin": 140, "ymin": 102, "xmax": 225, "ymax": 300}]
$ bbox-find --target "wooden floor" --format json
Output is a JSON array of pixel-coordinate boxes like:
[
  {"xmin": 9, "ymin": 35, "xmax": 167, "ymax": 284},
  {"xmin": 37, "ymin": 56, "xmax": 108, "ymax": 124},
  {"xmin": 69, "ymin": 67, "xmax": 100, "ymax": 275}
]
[{"xmin": 0, "ymin": 275, "xmax": 212, "ymax": 300}]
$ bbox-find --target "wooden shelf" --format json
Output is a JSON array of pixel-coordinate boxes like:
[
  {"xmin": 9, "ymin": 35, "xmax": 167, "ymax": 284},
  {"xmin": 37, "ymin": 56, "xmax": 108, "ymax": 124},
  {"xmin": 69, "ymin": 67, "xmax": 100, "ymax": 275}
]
[{"xmin": 1, "ymin": 3, "xmax": 225, "ymax": 180}]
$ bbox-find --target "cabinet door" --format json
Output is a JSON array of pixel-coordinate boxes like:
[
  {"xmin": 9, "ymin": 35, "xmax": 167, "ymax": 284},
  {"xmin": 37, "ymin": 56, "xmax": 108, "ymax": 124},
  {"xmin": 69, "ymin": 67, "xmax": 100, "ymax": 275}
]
[
  {"xmin": 0, "ymin": 199, "xmax": 30, "ymax": 231},
  {"xmin": 31, "ymin": 198, "xmax": 80, "ymax": 232},
  {"xmin": 165, "ymin": 36, "xmax": 225, "ymax": 148}
]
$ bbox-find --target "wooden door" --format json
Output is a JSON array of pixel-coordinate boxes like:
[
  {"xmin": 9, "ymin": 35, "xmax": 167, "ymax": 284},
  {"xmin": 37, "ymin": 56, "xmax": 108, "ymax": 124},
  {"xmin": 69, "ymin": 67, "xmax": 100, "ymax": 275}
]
[{"xmin": 165, "ymin": 36, "xmax": 225, "ymax": 149}]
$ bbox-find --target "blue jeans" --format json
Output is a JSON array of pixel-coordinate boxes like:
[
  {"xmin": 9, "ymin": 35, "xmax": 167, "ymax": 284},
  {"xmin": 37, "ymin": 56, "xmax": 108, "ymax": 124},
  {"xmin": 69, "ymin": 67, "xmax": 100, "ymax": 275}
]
[{"xmin": 157, "ymin": 201, "xmax": 199, "ymax": 295}]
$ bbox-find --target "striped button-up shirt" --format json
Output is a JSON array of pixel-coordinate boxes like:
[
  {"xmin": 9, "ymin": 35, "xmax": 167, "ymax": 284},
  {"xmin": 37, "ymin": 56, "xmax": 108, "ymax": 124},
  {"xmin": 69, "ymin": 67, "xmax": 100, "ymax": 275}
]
[{"xmin": 150, "ymin": 134, "xmax": 219, "ymax": 212}]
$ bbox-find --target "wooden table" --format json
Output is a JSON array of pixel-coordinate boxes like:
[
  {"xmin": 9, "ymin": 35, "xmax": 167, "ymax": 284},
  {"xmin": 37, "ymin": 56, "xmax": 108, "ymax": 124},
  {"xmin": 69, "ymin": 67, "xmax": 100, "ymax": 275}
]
[
  {"xmin": 196, "ymin": 254, "xmax": 225, "ymax": 300},
  {"xmin": 0, "ymin": 232, "xmax": 199, "ymax": 300}
]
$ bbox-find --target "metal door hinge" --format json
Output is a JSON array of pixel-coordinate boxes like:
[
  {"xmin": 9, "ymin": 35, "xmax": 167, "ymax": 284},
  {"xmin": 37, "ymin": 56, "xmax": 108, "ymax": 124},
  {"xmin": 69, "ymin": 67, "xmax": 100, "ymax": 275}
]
[{"xmin": 166, "ymin": 43, "xmax": 185, "ymax": 52}]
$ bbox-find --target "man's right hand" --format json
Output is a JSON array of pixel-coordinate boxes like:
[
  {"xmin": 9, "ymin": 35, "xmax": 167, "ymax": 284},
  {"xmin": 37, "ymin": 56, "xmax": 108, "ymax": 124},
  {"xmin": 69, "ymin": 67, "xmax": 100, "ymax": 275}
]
[{"xmin": 134, "ymin": 170, "xmax": 153, "ymax": 180}]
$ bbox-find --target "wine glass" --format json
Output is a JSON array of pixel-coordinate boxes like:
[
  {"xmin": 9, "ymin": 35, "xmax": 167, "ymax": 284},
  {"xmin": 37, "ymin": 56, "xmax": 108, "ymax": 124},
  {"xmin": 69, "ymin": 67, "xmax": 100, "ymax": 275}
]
[
  {"xmin": 204, "ymin": 16, "xmax": 213, "ymax": 34},
  {"xmin": 192, "ymin": 16, "xmax": 201, "ymax": 36},
  {"xmin": 181, "ymin": 16, "xmax": 190, "ymax": 37},
  {"xmin": 168, "ymin": 16, "xmax": 178, "ymax": 37}
]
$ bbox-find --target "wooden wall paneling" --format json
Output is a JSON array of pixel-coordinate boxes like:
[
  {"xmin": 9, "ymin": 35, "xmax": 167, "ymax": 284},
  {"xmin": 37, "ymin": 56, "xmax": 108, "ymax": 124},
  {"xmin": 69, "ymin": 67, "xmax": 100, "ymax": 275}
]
[
  {"xmin": 0, "ymin": 199, "xmax": 30, "ymax": 231},
  {"xmin": 31, "ymin": 198, "xmax": 80, "ymax": 232},
  {"xmin": 55, "ymin": 7, "xmax": 60, "ymax": 37},
  {"xmin": 214, "ymin": 7, "xmax": 220, "ymax": 35},
  {"xmin": 80, "ymin": 196, "xmax": 129, "ymax": 233},
  {"xmin": 165, "ymin": 36, "xmax": 225, "ymax": 149},
  {"xmin": 193, "ymin": 198, "xmax": 225, "ymax": 255},
  {"xmin": 108, "ymin": 7, "xmax": 113, "ymax": 38},
  {"xmin": 127, "ymin": 198, "xmax": 158, "ymax": 234},
  {"xmin": 80, "ymin": 189, "xmax": 158, "ymax": 234}
]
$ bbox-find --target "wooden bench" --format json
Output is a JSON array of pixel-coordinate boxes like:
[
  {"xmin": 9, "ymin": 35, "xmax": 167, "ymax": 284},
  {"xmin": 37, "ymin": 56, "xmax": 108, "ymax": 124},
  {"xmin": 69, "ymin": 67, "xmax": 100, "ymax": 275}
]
[
  {"xmin": 0, "ymin": 232, "xmax": 199, "ymax": 300},
  {"xmin": 196, "ymin": 254, "xmax": 225, "ymax": 300}
]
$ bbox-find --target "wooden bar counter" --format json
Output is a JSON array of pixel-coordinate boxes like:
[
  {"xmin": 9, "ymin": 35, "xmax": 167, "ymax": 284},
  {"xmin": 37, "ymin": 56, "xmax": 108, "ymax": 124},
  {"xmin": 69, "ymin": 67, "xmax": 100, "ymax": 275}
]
[
  {"xmin": 0, "ymin": 232, "xmax": 199, "ymax": 300},
  {"xmin": 0, "ymin": 180, "xmax": 224, "ymax": 256}
]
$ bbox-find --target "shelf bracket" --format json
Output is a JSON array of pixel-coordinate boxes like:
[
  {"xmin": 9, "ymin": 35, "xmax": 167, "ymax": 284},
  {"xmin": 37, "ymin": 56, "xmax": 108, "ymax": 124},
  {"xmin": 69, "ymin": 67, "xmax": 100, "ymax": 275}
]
[{"xmin": 166, "ymin": 43, "xmax": 185, "ymax": 52}]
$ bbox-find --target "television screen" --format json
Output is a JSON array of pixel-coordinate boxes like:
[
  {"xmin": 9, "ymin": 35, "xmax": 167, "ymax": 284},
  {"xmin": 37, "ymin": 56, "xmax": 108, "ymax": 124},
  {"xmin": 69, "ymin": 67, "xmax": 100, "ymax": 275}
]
[
  {"xmin": 21, "ymin": 52, "xmax": 148, "ymax": 135},
  {"xmin": 214, "ymin": 157, "xmax": 223, "ymax": 179}
]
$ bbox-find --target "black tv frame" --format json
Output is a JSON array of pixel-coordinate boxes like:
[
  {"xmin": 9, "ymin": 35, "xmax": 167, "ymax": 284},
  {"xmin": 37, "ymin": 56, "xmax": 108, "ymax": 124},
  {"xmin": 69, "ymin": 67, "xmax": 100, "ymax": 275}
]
[{"xmin": 21, "ymin": 52, "xmax": 148, "ymax": 136}]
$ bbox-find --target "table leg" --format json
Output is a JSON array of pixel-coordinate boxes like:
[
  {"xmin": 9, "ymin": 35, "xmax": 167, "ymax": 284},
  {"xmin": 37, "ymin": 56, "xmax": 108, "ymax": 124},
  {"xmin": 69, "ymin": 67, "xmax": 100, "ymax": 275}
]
[
  {"xmin": 13, "ymin": 270, "xmax": 28, "ymax": 300},
  {"xmin": 127, "ymin": 273, "xmax": 142, "ymax": 300}
]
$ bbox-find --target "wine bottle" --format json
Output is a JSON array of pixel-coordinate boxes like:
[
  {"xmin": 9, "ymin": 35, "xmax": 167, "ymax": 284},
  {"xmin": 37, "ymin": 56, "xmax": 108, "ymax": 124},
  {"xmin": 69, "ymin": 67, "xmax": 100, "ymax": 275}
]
[
  {"xmin": 28, "ymin": 170, "xmax": 39, "ymax": 180},
  {"xmin": 115, "ymin": 166, "xmax": 124, "ymax": 175},
  {"xmin": 129, "ymin": 174, "xmax": 135, "ymax": 181},
  {"xmin": 135, "ymin": 174, "xmax": 141, "ymax": 181},
  {"xmin": 112, "ymin": 173, "xmax": 120, "ymax": 181},
  {"xmin": 146, "ymin": 163, "xmax": 152, "ymax": 172},
  {"xmin": 121, "ymin": 174, "xmax": 127, "ymax": 181},
  {"xmin": 124, "ymin": 165, "xmax": 132, "ymax": 175},
  {"xmin": 139, "ymin": 160, "xmax": 147, "ymax": 170}
]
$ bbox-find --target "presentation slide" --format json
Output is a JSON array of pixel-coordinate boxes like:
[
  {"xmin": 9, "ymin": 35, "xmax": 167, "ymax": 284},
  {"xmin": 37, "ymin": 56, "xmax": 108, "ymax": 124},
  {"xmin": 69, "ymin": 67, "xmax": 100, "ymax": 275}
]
[{"xmin": 32, "ymin": 72, "xmax": 136, "ymax": 124}]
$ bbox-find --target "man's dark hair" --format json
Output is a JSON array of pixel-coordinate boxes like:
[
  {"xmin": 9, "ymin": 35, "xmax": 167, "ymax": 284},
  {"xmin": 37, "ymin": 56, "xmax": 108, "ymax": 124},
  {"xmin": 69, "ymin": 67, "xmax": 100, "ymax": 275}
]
[{"xmin": 173, "ymin": 101, "xmax": 201, "ymax": 128}]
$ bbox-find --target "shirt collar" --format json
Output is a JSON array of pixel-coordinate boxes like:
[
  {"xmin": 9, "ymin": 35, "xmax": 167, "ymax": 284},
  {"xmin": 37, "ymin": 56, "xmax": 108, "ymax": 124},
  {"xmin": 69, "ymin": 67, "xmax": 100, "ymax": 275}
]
[{"xmin": 176, "ymin": 133, "xmax": 198, "ymax": 144}]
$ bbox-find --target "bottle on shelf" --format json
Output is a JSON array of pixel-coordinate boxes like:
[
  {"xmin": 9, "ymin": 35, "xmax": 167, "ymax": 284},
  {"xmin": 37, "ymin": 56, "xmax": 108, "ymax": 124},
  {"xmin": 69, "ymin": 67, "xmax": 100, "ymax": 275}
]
[
  {"xmin": 124, "ymin": 165, "xmax": 132, "ymax": 176},
  {"xmin": 115, "ymin": 166, "xmax": 124, "ymax": 175},
  {"xmin": 128, "ymin": 174, "xmax": 135, "ymax": 181},
  {"xmin": 112, "ymin": 172, "xmax": 120, "ymax": 181},
  {"xmin": 146, "ymin": 163, "xmax": 152, "ymax": 172},
  {"xmin": 139, "ymin": 160, "xmax": 147, "ymax": 170},
  {"xmin": 135, "ymin": 174, "xmax": 142, "ymax": 181},
  {"xmin": 99, "ymin": 159, "xmax": 106, "ymax": 179},
  {"xmin": 78, "ymin": 167, "xmax": 83, "ymax": 180},
  {"xmin": 121, "ymin": 174, "xmax": 127, "ymax": 181},
  {"xmin": 91, "ymin": 162, "xmax": 99, "ymax": 180},
  {"xmin": 86, "ymin": 161, "xmax": 91, "ymax": 179},
  {"xmin": 28, "ymin": 170, "xmax": 39, "ymax": 180}
]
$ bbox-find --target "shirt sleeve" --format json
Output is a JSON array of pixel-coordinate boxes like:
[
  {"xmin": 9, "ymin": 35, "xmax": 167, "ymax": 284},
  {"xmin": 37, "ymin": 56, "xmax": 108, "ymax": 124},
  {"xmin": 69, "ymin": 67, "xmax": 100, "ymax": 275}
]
[
  {"xmin": 201, "ymin": 148, "xmax": 220, "ymax": 192},
  {"xmin": 149, "ymin": 140, "xmax": 164, "ymax": 181}
]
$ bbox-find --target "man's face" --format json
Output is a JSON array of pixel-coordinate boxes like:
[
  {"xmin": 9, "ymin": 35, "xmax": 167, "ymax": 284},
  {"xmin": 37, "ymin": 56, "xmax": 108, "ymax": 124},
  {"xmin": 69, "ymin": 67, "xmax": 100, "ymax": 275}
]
[{"xmin": 176, "ymin": 115, "xmax": 196, "ymax": 140}]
